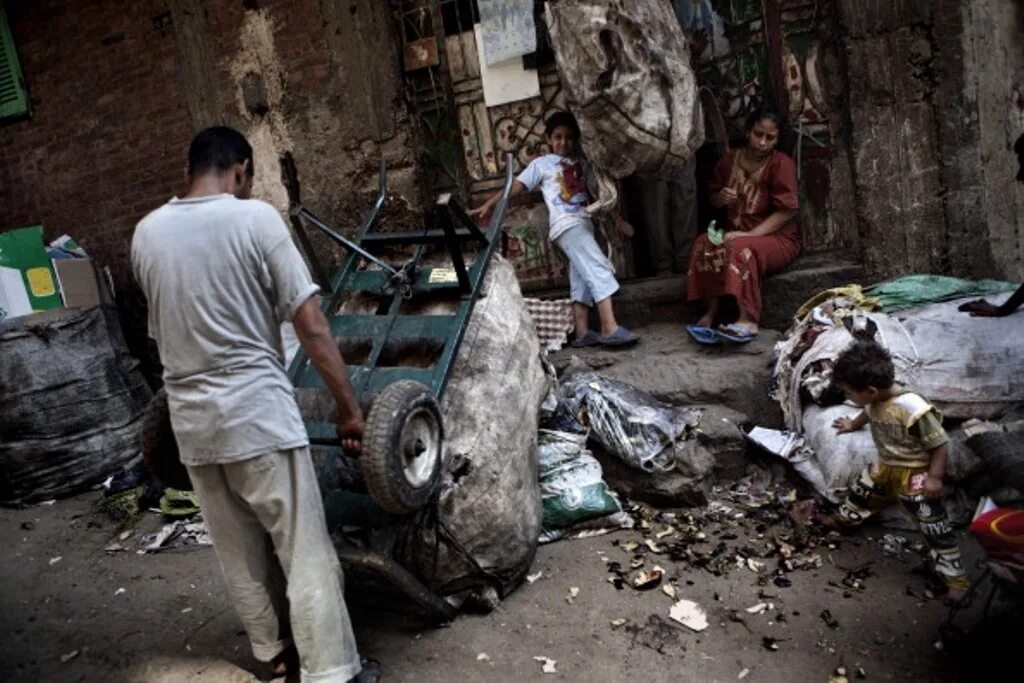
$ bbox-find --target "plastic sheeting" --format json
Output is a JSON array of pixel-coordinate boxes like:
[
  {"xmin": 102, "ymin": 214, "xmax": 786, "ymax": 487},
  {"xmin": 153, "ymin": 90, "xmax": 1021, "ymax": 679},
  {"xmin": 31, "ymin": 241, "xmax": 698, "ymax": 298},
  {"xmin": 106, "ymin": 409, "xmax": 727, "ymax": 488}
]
[
  {"xmin": 559, "ymin": 366, "xmax": 700, "ymax": 472},
  {"xmin": 392, "ymin": 257, "xmax": 547, "ymax": 601},
  {"xmin": 0, "ymin": 307, "xmax": 152, "ymax": 502},
  {"xmin": 545, "ymin": 0, "xmax": 703, "ymax": 211},
  {"xmin": 866, "ymin": 275, "xmax": 1016, "ymax": 313}
]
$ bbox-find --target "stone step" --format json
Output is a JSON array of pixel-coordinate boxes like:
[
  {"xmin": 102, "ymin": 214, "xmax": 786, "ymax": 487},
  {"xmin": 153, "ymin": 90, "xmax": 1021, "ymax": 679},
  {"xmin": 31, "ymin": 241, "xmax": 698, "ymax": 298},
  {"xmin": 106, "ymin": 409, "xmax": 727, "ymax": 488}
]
[
  {"xmin": 527, "ymin": 252, "xmax": 864, "ymax": 332},
  {"xmin": 549, "ymin": 322, "xmax": 785, "ymax": 428}
]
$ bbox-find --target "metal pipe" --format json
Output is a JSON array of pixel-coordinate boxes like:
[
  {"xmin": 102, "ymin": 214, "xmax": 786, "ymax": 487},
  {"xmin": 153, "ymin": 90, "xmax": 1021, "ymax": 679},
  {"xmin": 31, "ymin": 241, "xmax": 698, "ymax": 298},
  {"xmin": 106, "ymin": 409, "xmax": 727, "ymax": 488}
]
[{"xmin": 333, "ymin": 543, "xmax": 456, "ymax": 622}]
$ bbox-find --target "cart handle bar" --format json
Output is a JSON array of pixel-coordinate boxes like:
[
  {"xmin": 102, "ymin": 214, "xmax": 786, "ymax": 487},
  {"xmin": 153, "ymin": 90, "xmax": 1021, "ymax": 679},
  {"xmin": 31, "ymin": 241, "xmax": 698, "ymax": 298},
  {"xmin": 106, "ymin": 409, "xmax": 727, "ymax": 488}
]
[{"xmin": 290, "ymin": 204, "xmax": 398, "ymax": 277}]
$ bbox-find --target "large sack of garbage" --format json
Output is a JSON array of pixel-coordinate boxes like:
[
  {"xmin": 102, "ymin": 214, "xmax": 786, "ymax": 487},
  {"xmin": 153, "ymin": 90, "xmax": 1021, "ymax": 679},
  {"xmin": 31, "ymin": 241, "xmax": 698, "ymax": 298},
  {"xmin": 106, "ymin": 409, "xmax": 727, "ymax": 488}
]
[
  {"xmin": 546, "ymin": 0, "xmax": 703, "ymax": 208},
  {"xmin": 0, "ymin": 307, "xmax": 152, "ymax": 502},
  {"xmin": 766, "ymin": 286, "xmax": 1024, "ymax": 501},
  {"xmin": 774, "ymin": 291, "xmax": 1024, "ymax": 431},
  {"xmin": 392, "ymin": 257, "xmax": 546, "ymax": 603}
]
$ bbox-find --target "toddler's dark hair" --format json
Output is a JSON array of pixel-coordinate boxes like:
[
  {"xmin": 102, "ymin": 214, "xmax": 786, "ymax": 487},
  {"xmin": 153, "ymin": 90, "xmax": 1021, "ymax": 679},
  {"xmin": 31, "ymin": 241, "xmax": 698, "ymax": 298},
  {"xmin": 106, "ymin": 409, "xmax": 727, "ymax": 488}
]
[
  {"xmin": 832, "ymin": 341, "xmax": 895, "ymax": 391},
  {"xmin": 544, "ymin": 111, "xmax": 581, "ymax": 138}
]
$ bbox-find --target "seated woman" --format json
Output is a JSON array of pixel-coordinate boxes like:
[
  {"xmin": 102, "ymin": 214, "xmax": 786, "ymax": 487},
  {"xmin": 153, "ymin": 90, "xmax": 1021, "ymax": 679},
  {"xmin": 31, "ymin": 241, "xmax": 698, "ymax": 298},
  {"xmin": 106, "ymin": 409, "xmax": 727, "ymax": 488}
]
[{"xmin": 686, "ymin": 104, "xmax": 801, "ymax": 342}]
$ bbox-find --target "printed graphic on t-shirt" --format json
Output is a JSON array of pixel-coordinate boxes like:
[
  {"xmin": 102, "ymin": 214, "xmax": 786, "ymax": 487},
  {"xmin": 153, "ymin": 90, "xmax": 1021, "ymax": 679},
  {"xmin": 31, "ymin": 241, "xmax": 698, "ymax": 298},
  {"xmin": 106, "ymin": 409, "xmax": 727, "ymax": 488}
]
[
  {"xmin": 516, "ymin": 154, "xmax": 593, "ymax": 240},
  {"xmin": 555, "ymin": 159, "xmax": 587, "ymax": 209}
]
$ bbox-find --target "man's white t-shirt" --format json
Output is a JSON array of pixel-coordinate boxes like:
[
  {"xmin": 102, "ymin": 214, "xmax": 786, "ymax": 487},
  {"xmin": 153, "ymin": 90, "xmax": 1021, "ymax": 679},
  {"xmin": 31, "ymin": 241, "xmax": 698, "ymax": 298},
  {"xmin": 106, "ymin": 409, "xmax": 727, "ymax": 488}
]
[
  {"xmin": 516, "ymin": 154, "xmax": 592, "ymax": 240},
  {"xmin": 131, "ymin": 194, "xmax": 319, "ymax": 466}
]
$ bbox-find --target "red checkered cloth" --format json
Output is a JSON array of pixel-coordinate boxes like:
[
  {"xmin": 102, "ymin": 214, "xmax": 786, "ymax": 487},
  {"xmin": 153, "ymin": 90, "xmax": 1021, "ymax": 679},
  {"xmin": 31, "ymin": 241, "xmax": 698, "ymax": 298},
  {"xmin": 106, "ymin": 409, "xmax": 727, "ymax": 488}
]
[{"xmin": 524, "ymin": 297, "xmax": 574, "ymax": 353}]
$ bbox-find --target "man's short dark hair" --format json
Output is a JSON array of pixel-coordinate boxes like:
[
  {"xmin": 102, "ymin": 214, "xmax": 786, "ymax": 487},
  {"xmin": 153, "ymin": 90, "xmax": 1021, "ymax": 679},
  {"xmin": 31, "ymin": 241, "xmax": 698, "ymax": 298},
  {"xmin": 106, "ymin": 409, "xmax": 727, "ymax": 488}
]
[
  {"xmin": 188, "ymin": 126, "xmax": 254, "ymax": 178},
  {"xmin": 544, "ymin": 111, "xmax": 581, "ymax": 138},
  {"xmin": 832, "ymin": 341, "xmax": 896, "ymax": 391}
]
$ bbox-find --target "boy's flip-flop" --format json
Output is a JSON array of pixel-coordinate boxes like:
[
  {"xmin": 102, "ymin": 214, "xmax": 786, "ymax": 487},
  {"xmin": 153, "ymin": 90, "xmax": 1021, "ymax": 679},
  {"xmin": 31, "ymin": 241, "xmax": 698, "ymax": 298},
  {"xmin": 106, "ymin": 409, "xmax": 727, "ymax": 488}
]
[
  {"xmin": 598, "ymin": 326, "xmax": 639, "ymax": 347},
  {"xmin": 716, "ymin": 323, "xmax": 759, "ymax": 344},
  {"xmin": 685, "ymin": 324, "xmax": 720, "ymax": 345},
  {"xmin": 570, "ymin": 330, "xmax": 602, "ymax": 348}
]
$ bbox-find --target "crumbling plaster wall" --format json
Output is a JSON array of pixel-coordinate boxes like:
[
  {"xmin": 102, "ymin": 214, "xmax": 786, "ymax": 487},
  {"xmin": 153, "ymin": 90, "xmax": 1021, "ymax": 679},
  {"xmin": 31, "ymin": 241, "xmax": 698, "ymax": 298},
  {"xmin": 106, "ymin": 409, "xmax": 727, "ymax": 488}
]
[
  {"xmin": 169, "ymin": 0, "xmax": 421, "ymax": 236},
  {"xmin": 838, "ymin": 0, "xmax": 1024, "ymax": 281}
]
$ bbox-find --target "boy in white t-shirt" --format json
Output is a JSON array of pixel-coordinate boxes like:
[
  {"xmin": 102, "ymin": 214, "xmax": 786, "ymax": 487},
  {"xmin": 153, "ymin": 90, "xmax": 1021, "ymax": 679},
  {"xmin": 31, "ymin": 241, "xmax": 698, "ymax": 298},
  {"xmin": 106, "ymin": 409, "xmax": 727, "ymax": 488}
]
[{"xmin": 471, "ymin": 112, "xmax": 639, "ymax": 347}]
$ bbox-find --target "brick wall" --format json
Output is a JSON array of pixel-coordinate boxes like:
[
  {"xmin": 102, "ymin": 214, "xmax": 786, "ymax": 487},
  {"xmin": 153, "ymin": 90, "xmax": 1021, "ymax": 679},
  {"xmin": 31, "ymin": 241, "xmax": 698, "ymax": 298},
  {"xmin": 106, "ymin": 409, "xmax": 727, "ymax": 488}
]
[
  {"xmin": 0, "ymin": 0, "xmax": 419, "ymax": 382},
  {"xmin": 0, "ymin": 0, "xmax": 192, "ymax": 378}
]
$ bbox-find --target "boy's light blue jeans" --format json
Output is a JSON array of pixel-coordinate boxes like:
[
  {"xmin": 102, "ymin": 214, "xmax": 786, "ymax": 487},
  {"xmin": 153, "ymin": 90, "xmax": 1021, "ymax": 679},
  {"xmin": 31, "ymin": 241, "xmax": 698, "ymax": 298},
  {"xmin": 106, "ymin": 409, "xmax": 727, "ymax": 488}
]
[{"xmin": 555, "ymin": 221, "xmax": 619, "ymax": 306}]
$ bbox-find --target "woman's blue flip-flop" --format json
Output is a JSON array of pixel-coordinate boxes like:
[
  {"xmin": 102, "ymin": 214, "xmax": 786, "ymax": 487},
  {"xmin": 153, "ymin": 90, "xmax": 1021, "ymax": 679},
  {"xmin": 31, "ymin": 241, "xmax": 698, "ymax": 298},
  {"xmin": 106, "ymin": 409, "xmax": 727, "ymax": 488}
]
[
  {"xmin": 717, "ymin": 323, "xmax": 759, "ymax": 344},
  {"xmin": 686, "ymin": 324, "xmax": 720, "ymax": 345}
]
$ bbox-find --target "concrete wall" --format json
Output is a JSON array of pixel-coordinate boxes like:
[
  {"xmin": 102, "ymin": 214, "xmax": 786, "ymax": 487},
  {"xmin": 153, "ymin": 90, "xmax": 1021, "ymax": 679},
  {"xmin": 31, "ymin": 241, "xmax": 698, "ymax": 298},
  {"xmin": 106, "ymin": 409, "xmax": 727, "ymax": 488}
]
[
  {"xmin": 838, "ymin": 0, "xmax": 1024, "ymax": 281},
  {"xmin": 966, "ymin": 0, "xmax": 1024, "ymax": 281},
  {"xmin": 0, "ymin": 0, "xmax": 419, "ymax": 374}
]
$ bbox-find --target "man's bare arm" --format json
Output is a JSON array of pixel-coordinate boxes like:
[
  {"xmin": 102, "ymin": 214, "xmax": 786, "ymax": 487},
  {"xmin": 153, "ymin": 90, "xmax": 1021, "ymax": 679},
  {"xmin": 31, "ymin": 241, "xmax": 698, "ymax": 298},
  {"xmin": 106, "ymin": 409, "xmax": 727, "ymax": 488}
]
[{"xmin": 292, "ymin": 297, "xmax": 364, "ymax": 451}]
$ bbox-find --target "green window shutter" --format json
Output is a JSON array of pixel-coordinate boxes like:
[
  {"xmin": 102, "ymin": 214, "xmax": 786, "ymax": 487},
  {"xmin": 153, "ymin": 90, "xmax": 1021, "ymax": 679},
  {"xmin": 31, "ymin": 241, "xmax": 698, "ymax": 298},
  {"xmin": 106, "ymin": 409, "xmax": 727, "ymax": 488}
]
[{"xmin": 0, "ymin": 4, "xmax": 28, "ymax": 120}]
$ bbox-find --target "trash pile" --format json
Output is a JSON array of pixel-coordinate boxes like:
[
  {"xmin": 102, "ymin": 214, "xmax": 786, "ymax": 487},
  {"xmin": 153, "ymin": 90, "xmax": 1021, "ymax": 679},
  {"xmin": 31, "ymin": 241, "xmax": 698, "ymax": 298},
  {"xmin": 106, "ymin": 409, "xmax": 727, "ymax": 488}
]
[
  {"xmin": 604, "ymin": 474, "xmax": 839, "ymax": 596},
  {"xmin": 535, "ymin": 363, "xmax": 716, "ymax": 543},
  {"xmin": 759, "ymin": 278, "xmax": 1024, "ymax": 502}
]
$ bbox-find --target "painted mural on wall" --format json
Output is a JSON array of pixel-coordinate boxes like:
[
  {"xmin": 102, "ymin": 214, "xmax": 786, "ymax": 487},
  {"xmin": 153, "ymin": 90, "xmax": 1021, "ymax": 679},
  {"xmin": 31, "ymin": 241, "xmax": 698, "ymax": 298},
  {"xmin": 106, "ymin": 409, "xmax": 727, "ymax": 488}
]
[{"xmin": 445, "ymin": 27, "xmax": 631, "ymax": 290}]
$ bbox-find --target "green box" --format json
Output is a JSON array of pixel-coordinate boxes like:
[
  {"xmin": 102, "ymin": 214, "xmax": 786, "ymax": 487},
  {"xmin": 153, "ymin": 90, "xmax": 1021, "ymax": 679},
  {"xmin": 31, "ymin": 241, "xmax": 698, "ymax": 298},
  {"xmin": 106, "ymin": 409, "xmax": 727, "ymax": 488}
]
[{"xmin": 0, "ymin": 226, "xmax": 63, "ymax": 312}]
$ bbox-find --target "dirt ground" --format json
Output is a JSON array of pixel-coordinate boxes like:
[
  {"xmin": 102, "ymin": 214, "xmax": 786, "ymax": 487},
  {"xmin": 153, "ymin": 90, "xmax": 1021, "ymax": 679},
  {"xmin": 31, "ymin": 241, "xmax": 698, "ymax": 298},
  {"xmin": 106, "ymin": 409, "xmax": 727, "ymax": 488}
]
[{"xmin": 0, "ymin": 483, "xmax": 1015, "ymax": 683}]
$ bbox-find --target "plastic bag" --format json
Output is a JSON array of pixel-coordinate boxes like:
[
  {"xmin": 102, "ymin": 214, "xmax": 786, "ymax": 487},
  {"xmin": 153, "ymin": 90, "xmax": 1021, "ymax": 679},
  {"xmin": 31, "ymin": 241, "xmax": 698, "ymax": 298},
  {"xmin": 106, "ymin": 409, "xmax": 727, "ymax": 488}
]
[
  {"xmin": 559, "ymin": 367, "xmax": 700, "ymax": 472},
  {"xmin": 0, "ymin": 306, "xmax": 152, "ymax": 502},
  {"xmin": 538, "ymin": 428, "xmax": 622, "ymax": 535}
]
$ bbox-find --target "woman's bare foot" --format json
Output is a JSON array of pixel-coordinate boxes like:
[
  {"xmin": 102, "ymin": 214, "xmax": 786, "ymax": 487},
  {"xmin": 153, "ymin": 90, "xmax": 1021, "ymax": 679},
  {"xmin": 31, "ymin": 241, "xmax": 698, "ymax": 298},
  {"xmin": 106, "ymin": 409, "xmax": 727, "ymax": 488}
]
[
  {"xmin": 726, "ymin": 315, "xmax": 759, "ymax": 336},
  {"xmin": 696, "ymin": 298, "xmax": 720, "ymax": 328}
]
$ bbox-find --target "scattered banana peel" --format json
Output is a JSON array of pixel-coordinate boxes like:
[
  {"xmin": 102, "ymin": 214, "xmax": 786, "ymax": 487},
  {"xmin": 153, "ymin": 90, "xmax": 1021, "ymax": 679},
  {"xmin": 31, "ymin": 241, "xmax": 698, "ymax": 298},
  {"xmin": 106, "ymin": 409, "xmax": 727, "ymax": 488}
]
[
  {"xmin": 643, "ymin": 538, "xmax": 666, "ymax": 554},
  {"xmin": 669, "ymin": 598, "xmax": 709, "ymax": 632},
  {"xmin": 630, "ymin": 566, "xmax": 665, "ymax": 590}
]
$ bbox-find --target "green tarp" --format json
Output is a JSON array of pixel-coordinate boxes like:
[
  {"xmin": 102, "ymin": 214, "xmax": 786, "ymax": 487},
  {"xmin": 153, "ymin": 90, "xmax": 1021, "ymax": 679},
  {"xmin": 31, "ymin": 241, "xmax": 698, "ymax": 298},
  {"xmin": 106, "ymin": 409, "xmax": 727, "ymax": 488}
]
[{"xmin": 867, "ymin": 274, "xmax": 1017, "ymax": 312}]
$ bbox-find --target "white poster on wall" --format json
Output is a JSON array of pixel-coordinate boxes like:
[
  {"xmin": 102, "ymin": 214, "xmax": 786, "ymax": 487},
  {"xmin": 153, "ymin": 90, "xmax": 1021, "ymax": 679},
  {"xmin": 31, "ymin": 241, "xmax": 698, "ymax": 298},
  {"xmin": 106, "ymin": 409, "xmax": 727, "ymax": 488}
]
[{"xmin": 476, "ymin": 24, "xmax": 540, "ymax": 107}]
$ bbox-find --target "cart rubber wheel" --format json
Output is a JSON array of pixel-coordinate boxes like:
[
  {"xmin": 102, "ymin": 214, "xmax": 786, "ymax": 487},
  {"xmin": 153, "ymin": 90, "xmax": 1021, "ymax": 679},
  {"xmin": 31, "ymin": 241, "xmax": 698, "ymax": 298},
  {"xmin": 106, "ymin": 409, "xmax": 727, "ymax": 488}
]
[
  {"xmin": 361, "ymin": 380, "xmax": 443, "ymax": 515},
  {"xmin": 142, "ymin": 387, "xmax": 192, "ymax": 491}
]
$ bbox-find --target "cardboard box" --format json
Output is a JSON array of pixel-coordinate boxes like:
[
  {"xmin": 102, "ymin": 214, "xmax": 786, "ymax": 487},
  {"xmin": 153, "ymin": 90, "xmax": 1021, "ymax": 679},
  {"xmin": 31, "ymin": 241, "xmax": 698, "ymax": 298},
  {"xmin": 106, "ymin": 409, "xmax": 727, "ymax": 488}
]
[
  {"xmin": 54, "ymin": 258, "xmax": 101, "ymax": 309},
  {"xmin": 0, "ymin": 265, "xmax": 32, "ymax": 321}
]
